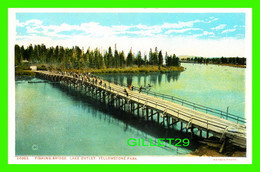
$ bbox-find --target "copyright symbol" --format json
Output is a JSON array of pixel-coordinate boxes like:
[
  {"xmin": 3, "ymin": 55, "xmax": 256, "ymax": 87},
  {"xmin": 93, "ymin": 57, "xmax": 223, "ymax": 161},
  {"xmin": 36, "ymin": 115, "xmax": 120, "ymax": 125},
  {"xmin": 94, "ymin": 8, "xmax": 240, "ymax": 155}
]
[{"xmin": 32, "ymin": 144, "xmax": 38, "ymax": 151}]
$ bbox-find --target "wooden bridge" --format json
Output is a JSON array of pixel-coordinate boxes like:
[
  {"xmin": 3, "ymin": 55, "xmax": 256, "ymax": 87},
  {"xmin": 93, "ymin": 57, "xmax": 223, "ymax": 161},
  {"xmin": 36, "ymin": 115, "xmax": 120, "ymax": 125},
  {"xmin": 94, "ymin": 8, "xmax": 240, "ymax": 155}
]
[{"xmin": 35, "ymin": 71, "xmax": 246, "ymax": 151}]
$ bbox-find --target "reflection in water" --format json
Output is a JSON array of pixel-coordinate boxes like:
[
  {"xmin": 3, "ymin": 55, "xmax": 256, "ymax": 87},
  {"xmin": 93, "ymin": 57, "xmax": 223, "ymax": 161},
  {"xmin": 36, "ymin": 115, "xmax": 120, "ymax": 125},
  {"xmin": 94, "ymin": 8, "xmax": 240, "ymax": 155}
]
[
  {"xmin": 166, "ymin": 71, "xmax": 180, "ymax": 83},
  {"xmin": 51, "ymin": 83, "xmax": 198, "ymax": 151},
  {"xmin": 126, "ymin": 75, "xmax": 133, "ymax": 87},
  {"xmin": 15, "ymin": 78, "xmax": 193, "ymax": 156},
  {"xmin": 15, "ymin": 64, "xmax": 245, "ymax": 155},
  {"xmin": 119, "ymin": 76, "xmax": 124, "ymax": 86},
  {"xmin": 98, "ymin": 64, "xmax": 245, "ymax": 118},
  {"xmin": 99, "ymin": 71, "xmax": 181, "ymax": 88}
]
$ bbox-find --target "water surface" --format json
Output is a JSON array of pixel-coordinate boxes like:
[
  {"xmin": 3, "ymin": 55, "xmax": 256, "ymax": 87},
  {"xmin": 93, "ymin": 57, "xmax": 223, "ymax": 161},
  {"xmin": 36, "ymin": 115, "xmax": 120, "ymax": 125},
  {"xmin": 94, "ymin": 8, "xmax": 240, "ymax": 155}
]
[
  {"xmin": 15, "ymin": 63, "xmax": 245, "ymax": 155},
  {"xmin": 99, "ymin": 63, "xmax": 245, "ymax": 118},
  {"xmin": 15, "ymin": 78, "xmax": 193, "ymax": 156}
]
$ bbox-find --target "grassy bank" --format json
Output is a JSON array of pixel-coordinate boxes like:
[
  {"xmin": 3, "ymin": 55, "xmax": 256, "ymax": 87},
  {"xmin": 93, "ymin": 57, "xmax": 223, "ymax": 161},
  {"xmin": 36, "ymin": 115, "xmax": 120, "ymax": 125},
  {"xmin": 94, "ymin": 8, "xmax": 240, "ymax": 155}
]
[
  {"xmin": 15, "ymin": 69, "xmax": 35, "ymax": 76},
  {"xmin": 218, "ymin": 64, "xmax": 246, "ymax": 68},
  {"xmin": 56, "ymin": 66, "xmax": 185, "ymax": 74},
  {"xmin": 15, "ymin": 64, "xmax": 184, "ymax": 76},
  {"xmin": 15, "ymin": 65, "xmax": 36, "ymax": 76}
]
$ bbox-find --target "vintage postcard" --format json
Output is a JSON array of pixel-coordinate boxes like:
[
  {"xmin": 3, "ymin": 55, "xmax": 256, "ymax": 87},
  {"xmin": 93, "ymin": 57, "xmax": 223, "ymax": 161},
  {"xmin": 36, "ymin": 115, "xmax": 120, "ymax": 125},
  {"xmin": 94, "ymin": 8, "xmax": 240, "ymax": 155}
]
[{"xmin": 8, "ymin": 8, "xmax": 252, "ymax": 164}]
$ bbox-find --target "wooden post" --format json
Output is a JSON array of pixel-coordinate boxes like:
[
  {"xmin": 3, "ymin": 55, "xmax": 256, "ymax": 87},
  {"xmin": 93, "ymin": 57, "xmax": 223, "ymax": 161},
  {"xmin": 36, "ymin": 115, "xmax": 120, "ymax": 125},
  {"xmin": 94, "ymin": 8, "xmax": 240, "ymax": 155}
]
[
  {"xmin": 120, "ymin": 98, "xmax": 122, "ymax": 110},
  {"xmin": 142, "ymin": 106, "xmax": 144, "ymax": 119},
  {"xmin": 180, "ymin": 122, "xmax": 183, "ymax": 131},
  {"xmin": 103, "ymin": 92, "xmax": 105, "ymax": 103},
  {"xmin": 146, "ymin": 108, "xmax": 149, "ymax": 121},
  {"xmin": 151, "ymin": 109, "xmax": 153, "ymax": 122},
  {"xmin": 219, "ymin": 139, "xmax": 226, "ymax": 153},
  {"xmin": 199, "ymin": 129, "xmax": 202, "ymax": 138},
  {"xmin": 131, "ymin": 102, "xmax": 133, "ymax": 114},
  {"xmin": 137, "ymin": 104, "xmax": 140, "ymax": 117},
  {"xmin": 110, "ymin": 94, "xmax": 113, "ymax": 106},
  {"xmin": 124, "ymin": 99, "xmax": 126, "ymax": 111},
  {"xmin": 167, "ymin": 116, "xmax": 170, "ymax": 128},
  {"xmin": 190, "ymin": 125, "xmax": 194, "ymax": 138}
]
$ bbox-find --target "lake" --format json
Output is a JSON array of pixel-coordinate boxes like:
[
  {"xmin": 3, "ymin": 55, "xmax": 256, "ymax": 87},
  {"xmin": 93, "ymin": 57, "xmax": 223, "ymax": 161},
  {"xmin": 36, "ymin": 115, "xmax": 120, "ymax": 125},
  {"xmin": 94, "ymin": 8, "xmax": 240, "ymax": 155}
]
[
  {"xmin": 99, "ymin": 63, "xmax": 245, "ymax": 119},
  {"xmin": 15, "ymin": 63, "xmax": 245, "ymax": 156}
]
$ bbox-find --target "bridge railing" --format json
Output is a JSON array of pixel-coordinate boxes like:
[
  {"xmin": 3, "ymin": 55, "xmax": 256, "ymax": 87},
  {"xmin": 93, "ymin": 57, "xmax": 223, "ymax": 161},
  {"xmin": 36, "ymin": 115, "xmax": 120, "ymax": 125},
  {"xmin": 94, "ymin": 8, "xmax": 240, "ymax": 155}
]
[
  {"xmin": 100, "ymin": 80, "xmax": 245, "ymax": 125},
  {"xmin": 43, "ymin": 72, "xmax": 244, "ymax": 134},
  {"xmin": 48, "ymin": 72, "xmax": 245, "ymax": 125},
  {"xmin": 104, "ymin": 83, "xmax": 231, "ymax": 131}
]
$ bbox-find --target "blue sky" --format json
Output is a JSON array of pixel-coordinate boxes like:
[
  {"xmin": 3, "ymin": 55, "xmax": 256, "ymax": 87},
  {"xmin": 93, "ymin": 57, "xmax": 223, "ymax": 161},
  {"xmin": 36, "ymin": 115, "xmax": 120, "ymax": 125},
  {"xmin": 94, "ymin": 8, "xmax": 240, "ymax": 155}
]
[{"xmin": 16, "ymin": 13, "xmax": 246, "ymax": 57}]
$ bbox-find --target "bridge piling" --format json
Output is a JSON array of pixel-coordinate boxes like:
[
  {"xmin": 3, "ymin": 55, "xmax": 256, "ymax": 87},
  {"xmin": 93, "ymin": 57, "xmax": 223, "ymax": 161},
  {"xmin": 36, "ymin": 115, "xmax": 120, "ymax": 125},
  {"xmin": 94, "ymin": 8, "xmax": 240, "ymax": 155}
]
[{"xmin": 34, "ymin": 71, "xmax": 246, "ymax": 150}]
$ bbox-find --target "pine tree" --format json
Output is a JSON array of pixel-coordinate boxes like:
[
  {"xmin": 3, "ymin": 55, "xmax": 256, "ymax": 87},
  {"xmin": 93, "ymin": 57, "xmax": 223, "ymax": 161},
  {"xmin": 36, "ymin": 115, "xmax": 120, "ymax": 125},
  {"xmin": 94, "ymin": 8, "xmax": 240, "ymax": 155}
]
[
  {"xmin": 119, "ymin": 51, "xmax": 126, "ymax": 67},
  {"xmin": 158, "ymin": 50, "xmax": 163, "ymax": 66},
  {"xmin": 137, "ymin": 51, "xmax": 142, "ymax": 67},
  {"xmin": 126, "ymin": 49, "xmax": 134, "ymax": 66},
  {"xmin": 114, "ymin": 48, "xmax": 119, "ymax": 68},
  {"xmin": 144, "ymin": 53, "xmax": 148, "ymax": 66}
]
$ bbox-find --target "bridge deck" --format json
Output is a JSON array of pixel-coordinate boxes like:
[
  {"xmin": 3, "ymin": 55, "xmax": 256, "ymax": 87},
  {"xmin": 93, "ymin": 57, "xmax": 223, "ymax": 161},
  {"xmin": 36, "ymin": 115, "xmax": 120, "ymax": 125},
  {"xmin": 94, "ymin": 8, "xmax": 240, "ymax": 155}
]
[{"xmin": 35, "ymin": 71, "xmax": 246, "ymax": 148}]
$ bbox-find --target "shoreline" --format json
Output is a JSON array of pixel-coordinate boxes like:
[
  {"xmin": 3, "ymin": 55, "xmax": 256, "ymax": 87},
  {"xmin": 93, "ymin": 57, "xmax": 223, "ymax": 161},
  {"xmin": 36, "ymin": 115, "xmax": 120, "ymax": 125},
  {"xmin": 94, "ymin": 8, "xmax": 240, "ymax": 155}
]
[
  {"xmin": 189, "ymin": 146, "xmax": 246, "ymax": 157},
  {"xmin": 15, "ymin": 66, "xmax": 185, "ymax": 76},
  {"xmin": 181, "ymin": 62, "xmax": 246, "ymax": 68},
  {"xmin": 15, "ymin": 70, "xmax": 35, "ymax": 76},
  {"xmin": 54, "ymin": 66, "xmax": 185, "ymax": 74},
  {"xmin": 188, "ymin": 140, "xmax": 246, "ymax": 157},
  {"xmin": 217, "ymin": 64, "xmax": 246, "ymax": 68}
]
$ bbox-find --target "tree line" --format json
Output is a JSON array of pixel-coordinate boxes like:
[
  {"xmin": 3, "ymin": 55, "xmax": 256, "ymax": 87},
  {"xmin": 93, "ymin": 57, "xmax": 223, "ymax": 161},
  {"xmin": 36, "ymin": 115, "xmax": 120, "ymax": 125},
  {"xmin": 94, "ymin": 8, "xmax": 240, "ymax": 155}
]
[
  {"xmin": 15, "ymin": 44, "xmax": 180, "ymax": 69},
  {"xmin": 183, "ymin": 56, "xmax": 246, "ymax": 65}
]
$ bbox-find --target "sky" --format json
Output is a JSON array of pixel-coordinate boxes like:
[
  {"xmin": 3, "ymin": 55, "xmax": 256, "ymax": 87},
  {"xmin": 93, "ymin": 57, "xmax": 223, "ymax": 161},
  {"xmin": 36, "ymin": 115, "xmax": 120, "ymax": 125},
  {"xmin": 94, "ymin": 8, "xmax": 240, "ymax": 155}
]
[{"xmin": 15, "ymin": 12, "xmax": 246, "ymax": 57}]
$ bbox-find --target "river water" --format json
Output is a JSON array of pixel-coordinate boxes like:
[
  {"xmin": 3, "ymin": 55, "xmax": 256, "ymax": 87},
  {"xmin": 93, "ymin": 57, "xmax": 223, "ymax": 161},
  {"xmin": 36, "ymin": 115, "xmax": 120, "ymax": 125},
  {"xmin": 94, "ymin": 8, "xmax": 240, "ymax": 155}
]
[{"xmin": 15, "ymin": 63, "xmax": 245, "ymax": 156}]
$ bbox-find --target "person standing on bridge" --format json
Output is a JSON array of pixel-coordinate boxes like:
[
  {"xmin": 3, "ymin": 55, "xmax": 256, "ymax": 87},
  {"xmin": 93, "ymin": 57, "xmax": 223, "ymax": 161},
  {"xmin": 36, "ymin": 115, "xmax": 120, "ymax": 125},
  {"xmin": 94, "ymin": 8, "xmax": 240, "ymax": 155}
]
[
  {"xmin": 124, "ymin": 88, "xmax": 128, "ymax": 97},
  {"xmin": 139, "ymin": 86, "xmax": 142, "ymax": 93}
]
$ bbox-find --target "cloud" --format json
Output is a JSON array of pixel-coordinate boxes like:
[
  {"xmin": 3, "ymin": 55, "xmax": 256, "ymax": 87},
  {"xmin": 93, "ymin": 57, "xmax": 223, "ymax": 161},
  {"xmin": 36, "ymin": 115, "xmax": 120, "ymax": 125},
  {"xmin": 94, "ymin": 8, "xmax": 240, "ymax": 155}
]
[
  {"xmin": 220, "ymin": 24, "xmax": 240, "ymax": 34},
  {"xmin": 16, "ymin": 19, "xmax": 206, "ymax": 38},
  {"xmin": 193, "ymin": 31, "xmax": 215, "ymax": 37},
  {"xmin": 221, "ymin": 28, "xmax": 236, "ymax": 34},
  {"xmin": 161, "ymin": 20, "xmax": 202, "ymax": 29},
  {"xmin": 15, "ymin": 18, "xmax": 245, "ymax": 57},
  {"xmin": 211, "ymin": 24, "xmax": 226, "ymax": 30},
  {"xmin": 165, "ymin": 28, "xmax": 202, "ymax": 34},
  {"xmin": 16, "ymin": 19, "xmax": 43, "ymax": 27},
  {"xmin": 205, "ymin": 17, "xmax": 219, "ymax": 23}
]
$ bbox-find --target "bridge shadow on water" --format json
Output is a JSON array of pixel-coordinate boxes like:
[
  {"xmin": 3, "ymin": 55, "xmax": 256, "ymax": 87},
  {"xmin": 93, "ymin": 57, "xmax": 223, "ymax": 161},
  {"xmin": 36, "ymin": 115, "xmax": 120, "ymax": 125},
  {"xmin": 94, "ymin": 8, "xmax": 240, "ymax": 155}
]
[{"xmin": 49, "ymin": 80, "xmax": 200, "ymax": 155}]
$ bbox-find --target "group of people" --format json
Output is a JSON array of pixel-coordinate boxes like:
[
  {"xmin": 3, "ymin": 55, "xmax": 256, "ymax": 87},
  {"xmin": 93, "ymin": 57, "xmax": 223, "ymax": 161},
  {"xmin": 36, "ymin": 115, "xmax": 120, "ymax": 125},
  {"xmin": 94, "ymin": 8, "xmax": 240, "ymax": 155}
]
[
  {"xmin": 123, "ymin": 83, "xmax": 152, "ymax": 97},
  {"xmin": 57, "ymin": 71, "xmax": 102, "ymax": 86},
  {"xmin": 56, "ymin": 71, "xmax": 152, "ymax": 97}
]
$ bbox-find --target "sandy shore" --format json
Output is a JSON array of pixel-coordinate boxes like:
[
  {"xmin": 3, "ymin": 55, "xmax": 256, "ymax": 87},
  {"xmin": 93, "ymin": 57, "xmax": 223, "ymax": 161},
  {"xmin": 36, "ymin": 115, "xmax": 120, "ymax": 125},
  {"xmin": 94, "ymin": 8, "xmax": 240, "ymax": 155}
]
[{"xmin": 188, "ymin": 145, "xmax": 246, "ymax": 157}]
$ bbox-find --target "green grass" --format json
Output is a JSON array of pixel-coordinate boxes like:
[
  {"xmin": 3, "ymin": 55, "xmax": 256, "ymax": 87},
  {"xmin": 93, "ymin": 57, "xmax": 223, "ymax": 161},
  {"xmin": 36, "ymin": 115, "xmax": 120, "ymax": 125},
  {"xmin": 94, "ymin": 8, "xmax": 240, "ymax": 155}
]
[
  {"xmin": 15, "ymin": 69, "xmax": 35, "ymax": 76},
  {"xmin": 58, "ymin": 66, "xmax": 185, "ymax": 74},
  {"xmin": 14, "ymin": 64, "xmax": 184, "ymax": 76}
]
